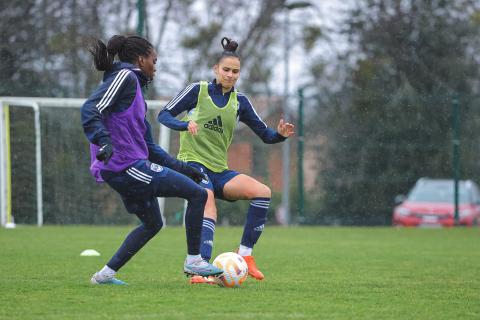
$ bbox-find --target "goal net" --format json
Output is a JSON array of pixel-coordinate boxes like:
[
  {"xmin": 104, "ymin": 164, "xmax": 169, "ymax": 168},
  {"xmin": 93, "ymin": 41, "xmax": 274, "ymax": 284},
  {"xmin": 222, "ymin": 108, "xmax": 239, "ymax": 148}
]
[{"xmin": 0, "ymin": 97, "xmax": 186, "ymax": 227}]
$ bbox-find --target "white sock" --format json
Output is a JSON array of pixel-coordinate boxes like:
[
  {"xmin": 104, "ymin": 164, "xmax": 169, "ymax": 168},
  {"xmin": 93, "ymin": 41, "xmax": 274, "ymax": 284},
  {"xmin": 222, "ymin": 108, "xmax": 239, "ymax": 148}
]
[
  {"xmin": 98, "ymin": 265, "xmax": 116, "ymax": 279},
  {"xmin": 186, "ymin": 254, "xmax": 202, "ymax": 264},
  {"xmin": 238, "ymin": 245, "xmax": 252, "ymax": 256}
]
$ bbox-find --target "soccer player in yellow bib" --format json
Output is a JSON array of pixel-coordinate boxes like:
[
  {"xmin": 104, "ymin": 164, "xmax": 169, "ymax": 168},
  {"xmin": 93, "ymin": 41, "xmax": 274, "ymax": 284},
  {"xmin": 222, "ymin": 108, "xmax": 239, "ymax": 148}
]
[{"xmin": 158, "ymin": 37, "xmax": 295, "ymax": 284}]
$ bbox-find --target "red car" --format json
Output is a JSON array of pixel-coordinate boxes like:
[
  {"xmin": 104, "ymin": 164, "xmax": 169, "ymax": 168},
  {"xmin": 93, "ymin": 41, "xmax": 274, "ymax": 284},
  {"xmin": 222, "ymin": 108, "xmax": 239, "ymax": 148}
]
[{"xmin": 393, "ymin": 178, "xmax": 480, "ymax": 227}]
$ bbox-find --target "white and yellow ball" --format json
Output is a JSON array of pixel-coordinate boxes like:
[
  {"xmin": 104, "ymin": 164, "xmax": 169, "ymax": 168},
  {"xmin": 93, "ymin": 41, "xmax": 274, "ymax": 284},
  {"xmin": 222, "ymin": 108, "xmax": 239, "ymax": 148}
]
[{"xmin": 212, "ymin": 252, "xmax": 248, "ymax": 288}]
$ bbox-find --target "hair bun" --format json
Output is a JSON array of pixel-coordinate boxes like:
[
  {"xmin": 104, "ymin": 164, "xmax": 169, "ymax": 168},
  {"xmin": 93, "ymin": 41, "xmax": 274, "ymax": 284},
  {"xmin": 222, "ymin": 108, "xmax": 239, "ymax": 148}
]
[{"xmin": 221, "ymin": 37, "xmax": 238, "ymax": 53}]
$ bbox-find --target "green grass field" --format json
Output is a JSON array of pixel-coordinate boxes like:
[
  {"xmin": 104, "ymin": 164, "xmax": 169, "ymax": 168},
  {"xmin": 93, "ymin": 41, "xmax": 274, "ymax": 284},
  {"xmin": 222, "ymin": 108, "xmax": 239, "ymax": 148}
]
[{"xmin": 0, "ymin": 226, "xmax": 479, "ymax": 320}]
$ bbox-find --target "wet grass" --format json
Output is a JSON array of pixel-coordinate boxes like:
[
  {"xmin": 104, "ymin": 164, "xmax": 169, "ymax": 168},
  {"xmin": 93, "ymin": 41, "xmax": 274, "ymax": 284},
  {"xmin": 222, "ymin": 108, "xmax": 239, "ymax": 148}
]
[{"xmin": 0, "ymin": 226, "xmax": 479, "ymax": 319}]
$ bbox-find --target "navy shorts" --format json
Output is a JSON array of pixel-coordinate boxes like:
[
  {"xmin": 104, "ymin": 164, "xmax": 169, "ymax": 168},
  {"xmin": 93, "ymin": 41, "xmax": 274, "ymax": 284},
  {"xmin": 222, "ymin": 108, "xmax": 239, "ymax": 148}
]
[{"xmin": 187, "ymin": 162, "xmax": 240, "ymax": 201}]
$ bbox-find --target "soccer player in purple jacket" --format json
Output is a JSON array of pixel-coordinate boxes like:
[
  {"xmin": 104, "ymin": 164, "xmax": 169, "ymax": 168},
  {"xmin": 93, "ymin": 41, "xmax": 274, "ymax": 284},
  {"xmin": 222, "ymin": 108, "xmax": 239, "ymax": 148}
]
[
  {"xmin": 158, "ymin": 37, "xmax": 295, "ymax": 284},
  {"xmin": 81, "ymin": 35, "xmax": 222, "ymax": 285}
]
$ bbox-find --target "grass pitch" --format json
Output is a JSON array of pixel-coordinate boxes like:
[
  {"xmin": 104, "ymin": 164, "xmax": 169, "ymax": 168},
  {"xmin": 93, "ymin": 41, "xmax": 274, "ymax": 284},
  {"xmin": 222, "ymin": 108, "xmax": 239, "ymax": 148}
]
[{"xmin": 0, "ymin": 226, "xmax": 479, "ymax": 320}]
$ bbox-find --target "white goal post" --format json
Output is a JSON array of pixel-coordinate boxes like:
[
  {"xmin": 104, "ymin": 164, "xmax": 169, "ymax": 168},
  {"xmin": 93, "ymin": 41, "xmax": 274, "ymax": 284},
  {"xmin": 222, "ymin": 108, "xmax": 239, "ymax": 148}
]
[{"xmin": 0, "ymin": 97, "xmax": 170, "ymax": 227}]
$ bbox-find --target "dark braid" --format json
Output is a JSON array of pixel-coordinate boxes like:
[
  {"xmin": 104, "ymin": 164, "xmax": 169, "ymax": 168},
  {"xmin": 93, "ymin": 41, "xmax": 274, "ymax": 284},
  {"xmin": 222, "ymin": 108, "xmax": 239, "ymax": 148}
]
[
  {"xmin": 217, "ymin": 37, "xmax": 240, "ymax": 63},
  {"xmin": 88, "ymin": 35, "xmax": 153, "ymax": 71}
]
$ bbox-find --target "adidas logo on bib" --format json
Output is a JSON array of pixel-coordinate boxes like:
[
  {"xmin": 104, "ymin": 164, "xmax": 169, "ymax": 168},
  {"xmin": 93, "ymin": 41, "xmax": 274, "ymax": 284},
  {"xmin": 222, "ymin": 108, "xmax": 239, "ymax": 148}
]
[{"xmin": 204, "ymin": 116, "xmax": 223, "ymax": 133}]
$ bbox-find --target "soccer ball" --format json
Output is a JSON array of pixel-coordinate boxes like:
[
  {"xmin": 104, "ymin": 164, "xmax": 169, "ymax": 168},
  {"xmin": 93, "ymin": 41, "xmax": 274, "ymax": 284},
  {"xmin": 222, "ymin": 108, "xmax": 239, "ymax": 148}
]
[{"xmin": 212, "ymin": 252, "xmax": 248, "ymax": 288}]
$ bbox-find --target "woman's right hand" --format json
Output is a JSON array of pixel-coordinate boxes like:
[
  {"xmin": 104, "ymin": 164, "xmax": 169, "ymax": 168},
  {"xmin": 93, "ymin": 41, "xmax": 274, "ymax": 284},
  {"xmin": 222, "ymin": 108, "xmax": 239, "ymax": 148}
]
[{"xmin": 187, "ymin": 120, "xmax": 198, "ymax": 135}]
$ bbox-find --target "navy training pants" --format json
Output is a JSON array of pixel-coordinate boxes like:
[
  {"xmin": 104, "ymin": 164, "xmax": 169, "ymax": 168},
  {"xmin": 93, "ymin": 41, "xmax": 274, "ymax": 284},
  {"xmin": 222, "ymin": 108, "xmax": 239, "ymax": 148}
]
[{"xmin": 101, "ymin": 160, "xmax": 207, "ymax": 271}]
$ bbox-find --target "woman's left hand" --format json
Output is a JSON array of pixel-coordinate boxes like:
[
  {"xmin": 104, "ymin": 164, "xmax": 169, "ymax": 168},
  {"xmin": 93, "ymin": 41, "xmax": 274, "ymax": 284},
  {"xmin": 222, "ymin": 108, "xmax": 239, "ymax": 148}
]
[
  {"xmin": 187, "ymin": 120, "xmax": 199, "ymax": 135},
  {"xmin": 277, "ymin": 119, "xmax": 295, "ymax": 137}
]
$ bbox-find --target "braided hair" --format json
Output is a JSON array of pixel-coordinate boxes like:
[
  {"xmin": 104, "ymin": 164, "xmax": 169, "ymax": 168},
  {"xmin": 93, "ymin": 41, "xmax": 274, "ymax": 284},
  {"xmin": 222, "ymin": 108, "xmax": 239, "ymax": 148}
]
[{"xmin": 88, "ymin": 35, "xmax": 153, "ymax": 71}]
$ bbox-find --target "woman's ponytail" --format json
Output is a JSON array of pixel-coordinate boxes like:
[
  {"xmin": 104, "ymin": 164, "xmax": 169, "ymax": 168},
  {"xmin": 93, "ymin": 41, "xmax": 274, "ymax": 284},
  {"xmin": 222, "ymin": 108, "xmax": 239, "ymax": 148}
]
[
  {"xmin": 88, "ymin": 35, "xmax": 153, "ymax": 71},
  {"xmin": 88, "ymin": 38, "xmax": 113, "ymax": 71}
]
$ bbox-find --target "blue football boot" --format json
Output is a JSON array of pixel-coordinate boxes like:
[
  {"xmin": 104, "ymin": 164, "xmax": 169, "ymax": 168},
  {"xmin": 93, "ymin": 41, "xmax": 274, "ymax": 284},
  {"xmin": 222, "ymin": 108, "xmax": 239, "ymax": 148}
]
[{"xmin": 183, "ymin": 258, "xmax": 223, "ymax": 277}]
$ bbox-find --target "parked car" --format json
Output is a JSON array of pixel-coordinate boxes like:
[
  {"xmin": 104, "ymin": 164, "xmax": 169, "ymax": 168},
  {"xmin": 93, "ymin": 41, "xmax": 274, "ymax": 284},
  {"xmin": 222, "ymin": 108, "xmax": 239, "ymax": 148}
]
[{"xmin": 393, "ymin": 178, "xmax": 480, "ymax": 227}]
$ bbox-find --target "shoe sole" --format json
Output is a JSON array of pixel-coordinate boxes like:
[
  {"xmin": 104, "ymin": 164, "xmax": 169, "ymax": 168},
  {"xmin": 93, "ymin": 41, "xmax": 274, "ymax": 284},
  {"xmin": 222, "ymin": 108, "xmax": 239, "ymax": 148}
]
[
  {"xmin": 91, "ymin": 278, "xmax": 127, "ymax": 285},
  {"xmin": 184, "ymin": 269, "xmax": 223, "ymax": 277},
  {"xmin": 189, "ymin": 277, "xmax": 218, "ymax": 285},
  {"xmin": 90, "ymin": 273, "xmax": 127, "ymax": 285}
]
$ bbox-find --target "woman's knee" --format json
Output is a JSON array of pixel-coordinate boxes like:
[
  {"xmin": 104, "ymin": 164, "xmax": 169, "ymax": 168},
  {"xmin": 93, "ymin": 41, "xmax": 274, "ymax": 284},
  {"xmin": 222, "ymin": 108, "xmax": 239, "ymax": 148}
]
[
  {"xmin": 150, "ymin": 218, "xmax": 163, "ymax": 234},
  {"xmin": 246, "ymin": 183, "xmax": 271, "ymax": 199},
  {"xmin": 136, "ymin": 199, "xmax": 163, "ymax": 234},
  {"xmin": 191, "ymin": 186, "xmax": 207, "ymax": 203},
  {"xmin": 204, "ymin": 189, "xmax": 217, "ymax": 220},
  {"xmin": 261, "ymin": 185, "xmax": 272, "ymax": 198},
  {"xmin": 143, "ymin": 213, "xmax": 163, "ymax": 233},
  {"xmin": 224, "ymin": 175, "xmax": 271, "ymax": 200},
  {"xmin": 140, "ymin": 216, "xmax": 163, "ymax": 239}
]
